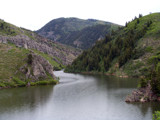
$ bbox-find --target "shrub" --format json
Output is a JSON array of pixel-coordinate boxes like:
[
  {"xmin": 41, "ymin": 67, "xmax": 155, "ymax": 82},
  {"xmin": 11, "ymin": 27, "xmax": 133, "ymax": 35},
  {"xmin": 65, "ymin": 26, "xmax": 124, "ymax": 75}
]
[
  {"xmin": 27, "ymin": 54, "xmax": 33, "ymax": 64},
  {"xmin": 153, "ymin": 111, "xmax": 160, "ymax": 120},
  {"xmin": 138, "ymin": 77, "xmax": 148, "ymax": 88},
  {"xmin": 48, "ymin": 80, "xmax": 57, "ymax": 84},
  {"xmin": 30, "ymin": 82, "xmax": 36, "ymax": 86},
  {"xmin": 0, "ymin": 82, "xmax": 6, "ymax": 87},
  {"xmin": 145, "ymin": 46, "xmax": 153, "ymax": 53}
]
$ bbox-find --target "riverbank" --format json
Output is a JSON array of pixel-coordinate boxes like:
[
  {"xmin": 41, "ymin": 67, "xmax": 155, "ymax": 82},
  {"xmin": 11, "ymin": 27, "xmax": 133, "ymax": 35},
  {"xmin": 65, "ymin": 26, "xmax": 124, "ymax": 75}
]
[
  {"xmin": 66, "ymin": 71, "xmax": 131, "ymax": 78},
  {"xmin": 125, "ymin": 82, "xmax": 160, "ymax": 102},
  {"xmin": 0, "ymin": 70, "xmax": 155, "ymax": 120},
  {"xmin": 0, "ymin": 79, "xmax": 58, "ymax": 90}
]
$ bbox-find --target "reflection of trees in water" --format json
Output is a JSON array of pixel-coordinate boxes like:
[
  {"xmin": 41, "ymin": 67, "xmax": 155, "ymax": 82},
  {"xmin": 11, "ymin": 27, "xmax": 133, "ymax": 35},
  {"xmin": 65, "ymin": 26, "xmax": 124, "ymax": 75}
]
[
  {"xmin": 126, "ymin": 99, "xmax": 160, "ymax": 117},
  {"xmin": 0, "ymin": 85, "xmax": 54, "ymax": 113},
  {"xmin": 86, "ymin": 74, "xmax": 160, "ymax": 118},
  {"xmin": 88, "ymin": 74, "xmax": 139, "ymax": 90}
]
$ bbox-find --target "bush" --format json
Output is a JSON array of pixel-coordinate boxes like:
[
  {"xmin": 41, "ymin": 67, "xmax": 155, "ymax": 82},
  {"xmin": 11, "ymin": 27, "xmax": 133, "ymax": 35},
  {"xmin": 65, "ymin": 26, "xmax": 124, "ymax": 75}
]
[
  {"xmin": 27, "ymin": 54, "xmax": 33, "ymax": 64},
  {"xmin": 0, "ymin": 82, "xmax": 6, "ymax": 87},
  {"xmin": 48, "ymin": 80, "xmax": 57, "ymax": 84},
  {"xmin": 138, "ymin": 77, "xmax": 148, "ymax": 88},
  {"xmin": 153, "ymin": 111, "xmax": 160, "ymax": 120},
  {"xmin": 30, "ymin": 82, "xmax": 36, "ymax": 86},
  {"xmin": 145, "ymin": 46, "xmax": 153, "ymax": 53}
]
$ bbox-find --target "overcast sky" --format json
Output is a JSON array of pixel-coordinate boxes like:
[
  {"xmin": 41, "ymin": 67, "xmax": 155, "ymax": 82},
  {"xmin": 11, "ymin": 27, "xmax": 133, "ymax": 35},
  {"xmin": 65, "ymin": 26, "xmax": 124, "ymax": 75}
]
[{"xmin": 0, "ymin": 0, "xmax": 159, "ymax": 31}]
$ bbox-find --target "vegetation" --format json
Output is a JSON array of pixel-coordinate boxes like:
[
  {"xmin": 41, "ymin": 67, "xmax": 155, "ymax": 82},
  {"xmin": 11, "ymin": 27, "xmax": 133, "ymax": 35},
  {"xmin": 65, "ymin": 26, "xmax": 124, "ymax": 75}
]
[
  {"xmin": 65, "ymin": 13, "xmax": 160, "ymax": 78},
  {"xmin": 153, "ymin": 111, "xmax": 160, "ymax": 120},
  {"xmin": 55, "ymin": 24, "xmax": 119, "ymax": 49},
  {"xmin": 138, "ymin": 53, "xmax": 160, "ymax": 94},
  {"xmin": 0, "ymin": 43, "xmax": 58, "ymax": 88},
  {"xmin": 37, "ymin": 17, "xmax": 120, "ymax": 49},
  {"xmin": 0, "ymin": 19, "xmax": 18, "ymax": 36},
  {"xmin": 33, "ymin": 49, "xmax": 64, "ymax": 70}
]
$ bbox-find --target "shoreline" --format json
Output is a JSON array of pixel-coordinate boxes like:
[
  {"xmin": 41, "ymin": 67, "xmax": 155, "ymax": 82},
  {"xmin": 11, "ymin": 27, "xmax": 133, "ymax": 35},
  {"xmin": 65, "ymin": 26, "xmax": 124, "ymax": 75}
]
[
  {"xmin": 66, "ymin": 71, "xmax": 132, "ymax": 78},
  {"xmin": 0, "ymin": 80, "xmax": 58, "ymax": 90}
]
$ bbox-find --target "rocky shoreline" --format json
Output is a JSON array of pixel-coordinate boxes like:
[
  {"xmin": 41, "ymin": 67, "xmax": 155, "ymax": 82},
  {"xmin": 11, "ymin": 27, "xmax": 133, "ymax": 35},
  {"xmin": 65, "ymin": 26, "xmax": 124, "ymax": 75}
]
[{"xmin": 125, "ymin": 82, "xmax": 160, "ymax": 102}]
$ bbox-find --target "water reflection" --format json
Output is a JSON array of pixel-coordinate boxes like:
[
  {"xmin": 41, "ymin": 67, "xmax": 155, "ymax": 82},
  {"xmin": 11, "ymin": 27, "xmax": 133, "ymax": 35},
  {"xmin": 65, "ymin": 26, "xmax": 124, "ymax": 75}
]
[
  {"xmin": 0, "ymin": 86, "xmax": 53, "ymax": 120},
  {"xmin": 0, "ymin": 71, "xmax": 160, "ymax": 120}
]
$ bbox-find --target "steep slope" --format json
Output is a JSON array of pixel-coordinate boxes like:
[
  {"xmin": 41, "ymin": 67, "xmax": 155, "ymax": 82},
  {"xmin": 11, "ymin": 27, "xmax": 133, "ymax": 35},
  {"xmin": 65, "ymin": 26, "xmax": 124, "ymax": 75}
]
[
  {"xmin": 0, "ymin": 43, "xmax": 58, "ymax": 88},
  {"xmin": 65, "ymin": 13, "xmax": 160, "ymax": 77},
  {"xmin": 0, "ymin": 19, "xmax": 81, "ymax": 88},
  {"xmin": 65, "ymin": 13, "xmax": 160, "ymax": 101},
  {"xmin": 57, "ymin": 24, "xmax": 116, "ymax": 49},
  {"xmin": 0, "ymin": 19, "xmax": 81, "ymax": 66},
  {"xmin": 36, "ymin": 17, "xmax": 119, "ymax": 49},
  {"xmin": 65, "ymin": 13, "xmax": 160, "ymax": 102}
]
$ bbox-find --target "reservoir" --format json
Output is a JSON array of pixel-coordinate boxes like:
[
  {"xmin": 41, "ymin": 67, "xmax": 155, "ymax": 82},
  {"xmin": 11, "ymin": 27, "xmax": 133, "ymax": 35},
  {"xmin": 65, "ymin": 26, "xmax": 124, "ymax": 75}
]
[{"xmin": 0, "ymin": 70, "xmax": 159, "ymax": 120}]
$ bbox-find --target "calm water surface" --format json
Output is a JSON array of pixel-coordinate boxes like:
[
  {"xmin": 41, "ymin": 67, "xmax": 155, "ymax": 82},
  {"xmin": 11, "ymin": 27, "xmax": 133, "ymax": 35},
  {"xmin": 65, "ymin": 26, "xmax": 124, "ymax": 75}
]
[{"xmin": 0, "ymin": 70, "xmax": 160, "ymax": 120}]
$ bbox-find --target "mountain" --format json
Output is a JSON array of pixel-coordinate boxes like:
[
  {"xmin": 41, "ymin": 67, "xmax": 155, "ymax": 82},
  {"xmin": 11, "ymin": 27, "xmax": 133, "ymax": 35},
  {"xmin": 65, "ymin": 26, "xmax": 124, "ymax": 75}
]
[
  {"xmin": 36, "ymin": 17, "xmax": 120, "ymax": 49},
  {"xmin": 65, "ymin": 13, "xmax": 160, "ymax": 101},
  {"xmin": 0, "ymin": 19, "xmax": 81, "ymax": 88},
  {"xmin": 65, "ymin": 13, "xmax": 160, "ymax": 75},
  {"xmin": 0, "ymin": 19, "xmax": 81, "ymax": 65}
]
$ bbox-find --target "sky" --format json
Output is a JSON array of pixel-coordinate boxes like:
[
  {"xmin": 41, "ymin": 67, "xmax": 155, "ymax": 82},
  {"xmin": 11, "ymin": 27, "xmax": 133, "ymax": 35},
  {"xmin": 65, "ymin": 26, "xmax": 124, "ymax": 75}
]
[{"xmin": 0, "ymin": 0, "xmax": 160, "ymax": 31}]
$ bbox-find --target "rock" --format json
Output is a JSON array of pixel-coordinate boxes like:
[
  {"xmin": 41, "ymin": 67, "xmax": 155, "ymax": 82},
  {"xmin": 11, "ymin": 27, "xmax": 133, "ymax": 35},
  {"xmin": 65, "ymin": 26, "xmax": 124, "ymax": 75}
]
[
  {"xmin": 20, "ymin": 53, "xmax": 56, "ymax": 81},
  {"xmin": 24, "ymin": 43, "xmax": 28, "ymax": 49},
  {"xmin": 125, "ymin": 82, "xmax": 159, "ymax": 102},
  {"xmin": 0, "ymin": 34, "xmax": 81, "ymax": 65}
]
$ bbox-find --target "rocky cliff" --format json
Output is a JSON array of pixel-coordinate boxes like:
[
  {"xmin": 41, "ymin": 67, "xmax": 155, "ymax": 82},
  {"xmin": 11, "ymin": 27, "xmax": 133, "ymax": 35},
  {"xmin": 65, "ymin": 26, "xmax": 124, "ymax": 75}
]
[
  {"xmin": 0, "ymin": 43, "xmax": 58, "ymax": 89},
  {"xmin": 0, "ymin": 18, "xmax": 81, "ymax": 89},
  {"xmin": 20, "ymin": 52, "xmax": 56, "ymax": 81},
  {"xmin": 0, "ymin": 34, "xmax": 81, "ymax": 65},
  {"xmin": 0, "ymin": 19, "xmax": 81, "ymax": 65}
]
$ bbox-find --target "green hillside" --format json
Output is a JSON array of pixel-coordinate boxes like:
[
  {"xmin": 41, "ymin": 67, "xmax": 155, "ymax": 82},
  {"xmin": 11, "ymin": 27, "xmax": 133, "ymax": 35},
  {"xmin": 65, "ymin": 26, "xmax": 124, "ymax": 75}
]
[
  {"xmin": 0, "ymin": 18, "xmax": 81, "ymax": 89},
  {"xmin": 36, "ymin": 17, "xmax": 120, "ymax": 49},
  {"xmin": 65, "ymin": 13, "xmax": 160, "ymax": 77},
  {"xmin": 0, "ymin": 19, "xmax": 81, "ymax": 65},
  {"xmin": 0, "ymin": 43, "xmax": 58, "ymax": 88}
]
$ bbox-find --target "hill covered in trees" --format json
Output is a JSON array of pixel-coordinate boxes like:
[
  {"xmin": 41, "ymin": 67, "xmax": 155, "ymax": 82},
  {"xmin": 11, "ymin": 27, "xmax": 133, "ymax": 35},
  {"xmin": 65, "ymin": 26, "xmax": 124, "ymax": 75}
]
[
  {"xmin": 36, "ymin": 17, "xmax": 119, "ymax": 49},
  {"xmin": 65, "ymin": 12, "xmax": 160, "ymax": 101},
  {"xmin": 65, "ymin": 13, "xmax": 160, "ymax": 76}
]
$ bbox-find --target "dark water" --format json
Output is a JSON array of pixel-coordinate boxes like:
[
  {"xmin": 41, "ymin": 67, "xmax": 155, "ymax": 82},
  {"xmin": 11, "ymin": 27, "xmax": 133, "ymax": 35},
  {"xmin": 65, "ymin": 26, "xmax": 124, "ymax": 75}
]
[{"xmin": 0, "ymin": 71, "xmax": 160, "ymax": 120}]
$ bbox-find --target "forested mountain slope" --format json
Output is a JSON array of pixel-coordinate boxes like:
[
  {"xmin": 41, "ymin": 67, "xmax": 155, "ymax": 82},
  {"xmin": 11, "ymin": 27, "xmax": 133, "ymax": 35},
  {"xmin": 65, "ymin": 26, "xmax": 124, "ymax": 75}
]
[
  {"xmin": 65, "ymin": 13, "xmax": 160, "ymax": 78},
  {"xmin": 36, "ymin": 17, "xmax": 119, "ymax": 49}
]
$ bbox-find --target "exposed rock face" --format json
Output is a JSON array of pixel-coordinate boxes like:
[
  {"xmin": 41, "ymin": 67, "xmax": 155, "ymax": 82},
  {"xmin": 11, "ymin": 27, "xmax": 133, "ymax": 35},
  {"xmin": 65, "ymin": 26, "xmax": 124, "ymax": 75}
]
[
  {"xmin": 125, "ymin": 83, "xmax": 159, "ymax": 102},
  {"xmin": 0, "ymin": 34, "xmax": 81, "ymax": 65},
  {"xmin": 20, "ymin": 53, "xmax": 56, "ymax": 81}
]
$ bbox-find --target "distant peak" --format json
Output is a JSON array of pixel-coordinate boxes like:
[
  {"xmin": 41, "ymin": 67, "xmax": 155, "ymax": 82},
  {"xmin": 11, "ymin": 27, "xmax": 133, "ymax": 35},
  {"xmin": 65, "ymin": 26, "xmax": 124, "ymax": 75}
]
[{"xmin": 87, "ymin": 19, "xmax": 97, "ymax": 22}]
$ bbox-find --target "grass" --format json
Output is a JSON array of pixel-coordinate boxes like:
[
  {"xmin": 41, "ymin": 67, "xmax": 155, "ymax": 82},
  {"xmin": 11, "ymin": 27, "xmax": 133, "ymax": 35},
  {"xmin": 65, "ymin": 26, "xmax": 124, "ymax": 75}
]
[
  {"xmin": 0, "ymin": 43, "xmax": 59, "ymax": 89},
  {"xmin": 126, "ymin": 13, "xmax": 160, "ymax": 37},
  {"xmin": 0, "ymin": 43, "xmax": 29, "ymax": 81},
  {"xmin": 33, "ymin": 49, "xmax": 64, "ymax": 70},
  {"xmin": 0, "ymin": 19, "xmax": 23, "ymax": 36}
]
